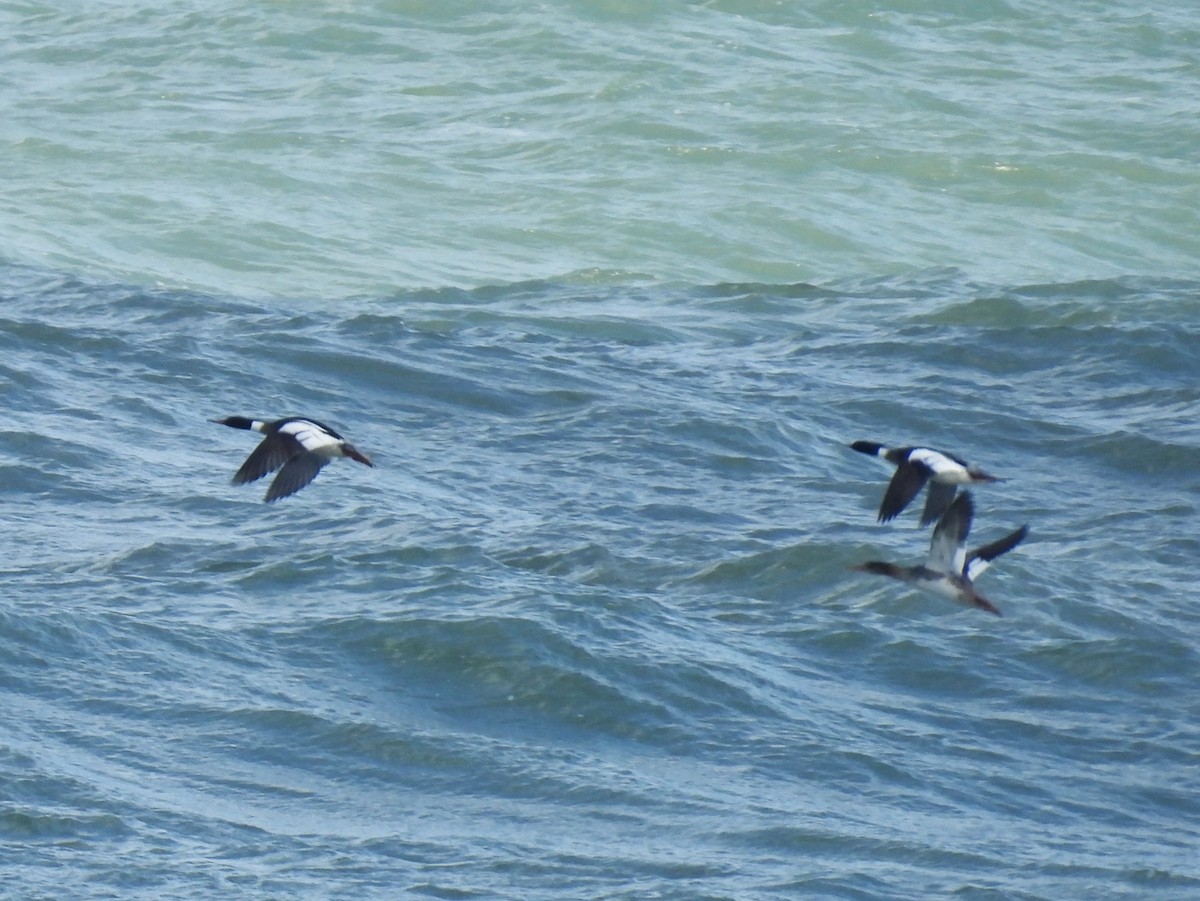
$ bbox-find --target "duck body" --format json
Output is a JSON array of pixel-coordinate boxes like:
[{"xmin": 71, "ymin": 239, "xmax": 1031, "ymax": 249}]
[
  {"xmin": 212, "ymin": 416, "xmax": 373, "ymax": 502},
  {"xmin": 853, "ymin": 562, "xmax": 1002, "ymax": 615},
  {"xmin": 851, "ymin": 440, "xmax": 1001, "ymax": 525},
  {"xmin": 851, "ymin": 491, "xmax": 1027, "ymax": 616}
]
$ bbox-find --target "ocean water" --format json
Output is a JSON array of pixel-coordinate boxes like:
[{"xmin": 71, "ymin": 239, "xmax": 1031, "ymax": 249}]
[{"xmin": 2, "ymin": 2, "xmax": 1199, "ymax": 899}]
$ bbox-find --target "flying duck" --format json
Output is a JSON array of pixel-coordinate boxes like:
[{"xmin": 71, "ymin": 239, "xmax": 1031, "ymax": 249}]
[
  {"xmin": 850, "ymin": 440, "xmax": 1002, "ymax": 525},
  {"xmin": 212, "ymin": 416, "xmax": 373, "ymax": 502},
  {"xmin": 850, "ymin": 491, "xmax": 1027, "ymax": 616}
]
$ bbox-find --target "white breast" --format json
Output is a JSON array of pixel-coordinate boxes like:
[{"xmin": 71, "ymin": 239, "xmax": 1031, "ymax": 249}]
[{"xmin": 916, "ymin": 573, "xmax": 967, "ymax": 602}]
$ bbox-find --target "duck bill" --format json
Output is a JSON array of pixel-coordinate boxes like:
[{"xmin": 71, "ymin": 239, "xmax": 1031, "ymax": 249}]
[{"xmin": 850, "ymin": 561, "xmax": 902, "ymax": 578}]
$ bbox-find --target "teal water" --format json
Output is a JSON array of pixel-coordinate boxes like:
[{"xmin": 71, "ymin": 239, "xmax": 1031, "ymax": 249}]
[
  {"xmin": 4, "ymin": 2, "xmax": 1199, "ymax": 295},
  {"xmin": 2, "ymin": 3, "xmax": 1199, "ymax": 899}
]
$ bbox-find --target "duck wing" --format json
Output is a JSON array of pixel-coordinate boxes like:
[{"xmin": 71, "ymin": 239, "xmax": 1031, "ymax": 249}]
[
  {"xmin": 964, "ymin": 525, "xmax": 1029, "ymax": 581},
  {"xmin": 878, "ymin": 460, "xmax": 932, "ymax": 523},
  {"xmin": 927, "ymin": 491, "xmax": 973, "ymax": 573},
  {"xmin": 265, "ymin": 452, "xmax": 329, "ymax": 502},
  {"xmin": 278, "ymin": 418, "xmax": 344, "ymax": 450},
  {"xmin": 233, "ymin": 432, "xmax": 304, "ymax": 485},
  {"xmin": 919, "ymin": 481, "xmax": 958, "ymax": 527}
]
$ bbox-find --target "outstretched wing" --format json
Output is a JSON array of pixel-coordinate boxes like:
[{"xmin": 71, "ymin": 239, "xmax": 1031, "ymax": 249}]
[
  {"xmin": 233, "ymin": 432, "xmax": 303, "ymax": 485},
  {"xmin": 928, "ymin": 491, "xmax": 973, "ymax": 573},
  {"xmin": 919, "ymin": 481, "xmax": 957, "ymax": 527},
  {"xmin": 965, "ymin": 524, "xmax": 1029, "ymax": 581},
  {"xmin": 278, "ymin": 418, "xmax": 343, "ymax": 451},
  {"xmin": 265, "ymin": 452, "xmax": 329, "ymax": 502},
  {"xmin": 878, "ymin": 460, "xmax": 932, "ymax": 523},
  {"xmin": 909, "ymin": 447, "xmax": 969, "ymax": 472}
]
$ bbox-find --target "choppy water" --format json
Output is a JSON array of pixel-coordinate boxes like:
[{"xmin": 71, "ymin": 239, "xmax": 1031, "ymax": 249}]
[{"xmin": 2, "ymin": 2, "xmax": 1199, "ymax": 899}]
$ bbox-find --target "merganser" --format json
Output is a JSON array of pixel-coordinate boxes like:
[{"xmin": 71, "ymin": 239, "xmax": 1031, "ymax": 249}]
[
  {"xmin": 850, "ymin": 440, "xmax": 1002, "ymax": 525},
  {"xmin": 850, "ymin": 491, "xmax": 1027, "ymax": 616},
  {"xmin": 212, "ymin": 416, "xmax": 373, "ymax": 502}
]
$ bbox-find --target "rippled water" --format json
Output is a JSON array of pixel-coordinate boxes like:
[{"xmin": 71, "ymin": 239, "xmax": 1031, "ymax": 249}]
[
  {"xmin": 3, "ymin": 265, "xmax": 1197, "ymax": 898},
  {"xmin": 2, "ymin": 1, "xmax": 1199, "ymax": 898},
  {"xmin": 4, "ymin": 1, "xmax": 1200, "ymax": 295}
]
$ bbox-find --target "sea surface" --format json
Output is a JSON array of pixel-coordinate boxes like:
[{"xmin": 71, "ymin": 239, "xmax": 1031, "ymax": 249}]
[{"xmin": 2, "ymin": 2, "xmax": 1199, "ymax": 899}]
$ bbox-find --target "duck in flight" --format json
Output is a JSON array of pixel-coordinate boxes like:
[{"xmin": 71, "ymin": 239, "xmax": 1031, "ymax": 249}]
[
  {"xmin": 850, "ymin": 491, "xmax": 1027, "ymax": 616},
  {"xmin": 212, "ymin": 416, "xmax": 373, "ymax": 502},
  {"xmin": 851, "ymin": 440, "xmax": 1002, "ymax": 525}
]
